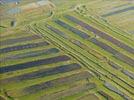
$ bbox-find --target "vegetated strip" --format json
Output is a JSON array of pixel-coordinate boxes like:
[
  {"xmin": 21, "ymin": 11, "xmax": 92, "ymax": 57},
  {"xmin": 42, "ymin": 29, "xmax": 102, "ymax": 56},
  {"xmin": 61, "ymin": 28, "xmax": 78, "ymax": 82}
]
[
  {"xmin": 0, "ymin": 35, "xmax": 41, "ymax": 46},
  {"xmin": 104, "ymin": 82, "xmax": 131, "ymax": 100},
  {"xmin": 0, "ymin": 63, "xmax": 81, "ymax": 84},
  {"xmin": 0, "ymin": 55, "xmax": 71, "ymax": 74},
  {"xmin": 108, "ymin": 61, "xmax": 121, "ymax": 70},
  {"xmin": 121, "ymin": 70, "xmax": 134, "ymax": 79},
  {"xmin": 102, "ymin": 6, "xmax": 134, "ymax": 17},
  {"xmin": 98, "ymin": 91, "xmax": 114, "ymax": 100},
  {"xmin": 46, "ymin": 25, "xmax": 70, "ymax": 39},
  {"xmin": 55, "ymin": 20, "xmax": 90, "ymax": 39},
  {"xmin": 54, "ymin": 19, "xmax": 134, "ymax": 67},
  {"xmin": 65, "ymin": 15, "xmax": 134, "ymax": 54},
  {"xmin": 89, "ymin": 38, "xmax": 134, "ymax": 67},
  {"xmin": 40, "ymin": 83, "xmax": 96, "ymax": 100},
  {"xmin": 0, "ymin": 41, "xmax": 49, "ymax": 54},
  {"xmin": 0, "ymin": 48, "xmax": 60, "ymax": 62},
  {"xmin": 21, "ymin": 71, "xmax": 93, "ymax": 96}
]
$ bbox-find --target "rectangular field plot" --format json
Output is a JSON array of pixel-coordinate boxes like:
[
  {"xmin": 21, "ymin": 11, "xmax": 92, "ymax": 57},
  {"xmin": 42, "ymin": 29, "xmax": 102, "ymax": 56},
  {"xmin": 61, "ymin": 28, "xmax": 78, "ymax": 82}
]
[
  {"xmin": 108, "ymin": 61, "xmax": 121, "ymax": 70},
  {"xmin": 0, "ymin": 41, "xmax": 49, "ymax": 54},
  {"xmin": 90, "ymin": 38, "xmax": 117, "ymax": 54},
  {"xmin": 0, "ymin": 48, "xmax": 60, "ymax": 62},
  {"xmin": 46, "ymin": 25, "xmax": 69, "ymax": 39},
  {"xmin": 90, "ymin": 38, "xmax": 134, "ymax": 67},
  {"xmin": 41, "ymin": 83, "xmax": 96, "ymax": 100},
  {"xmin": 104, "ymin": 82, "xmax": 131, "ymax": 100},
  {"xmin": 55, "ymin": 20, "xmax": 90, "ymax": 39},
  {"xmin": 0, "ymin": 63, "xmax": 81, "ymax": 84},
  {"xmin": 13, "ymin": 71, "xmax": 93, "ymax": 97},
  {"xmin": 98, "ymin": 91, "xmax": 114, "ymax": 100},
  {"xmin": 121, "ymin": 70, "xmax": 134, "ymax": 79},
  {"xmin": 101, "ymin": 6, "xmax": 134, "ymax": 17},
  {"xmin": 0, "ymin": 55, "xmax": 71, "ymax": 74},
  {"xmin": 0, "ymin": 35, "xmax": 41, "ymax": 46}
]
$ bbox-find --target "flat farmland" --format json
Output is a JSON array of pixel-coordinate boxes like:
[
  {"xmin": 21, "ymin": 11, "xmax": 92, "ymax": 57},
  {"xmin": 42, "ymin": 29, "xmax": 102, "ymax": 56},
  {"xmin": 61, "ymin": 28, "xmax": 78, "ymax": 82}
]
[
  {"xmin": 0, "ymin": 0, "xmax": 134, "ymax": 100},
  {"xmin": 0, "ymin": 27, "xmax": 94, "ymax": 100},
  {"xmin": 31, "ymin": 10, "xmax": 134, "ymax": 100}
]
